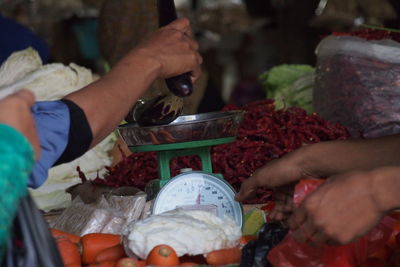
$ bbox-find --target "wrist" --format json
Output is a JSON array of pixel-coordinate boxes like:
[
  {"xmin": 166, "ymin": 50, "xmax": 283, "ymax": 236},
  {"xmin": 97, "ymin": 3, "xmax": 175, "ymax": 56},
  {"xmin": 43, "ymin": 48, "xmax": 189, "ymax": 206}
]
[
  {"xmin": 106, "ymin": 47, "xmax": 162, "ymax": 89},
  {"xmin": 125, "ymin": 47, "xmax": 163, "ymax": 79},
  {"xmin": 370, "ymin": 167, "xmax": 400, "ymax": 212},
  {"xmin": 293, "ymin": 142, "xmax": 328, "ymax": 179}
]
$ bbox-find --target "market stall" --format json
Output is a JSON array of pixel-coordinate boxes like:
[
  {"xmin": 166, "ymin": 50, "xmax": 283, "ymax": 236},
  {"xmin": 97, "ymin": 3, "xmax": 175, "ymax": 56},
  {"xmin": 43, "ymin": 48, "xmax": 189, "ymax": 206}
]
[{"xmin": 2, "ymin": 0, "xmax": 400, "ymax": 266}]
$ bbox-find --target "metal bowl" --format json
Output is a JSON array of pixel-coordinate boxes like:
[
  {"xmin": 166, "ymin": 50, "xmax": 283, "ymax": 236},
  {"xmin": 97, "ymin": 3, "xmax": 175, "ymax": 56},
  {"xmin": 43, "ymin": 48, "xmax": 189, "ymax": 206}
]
[{"xmin": 118, "ymin": 110, "xmax": 244, "ymax": 146}]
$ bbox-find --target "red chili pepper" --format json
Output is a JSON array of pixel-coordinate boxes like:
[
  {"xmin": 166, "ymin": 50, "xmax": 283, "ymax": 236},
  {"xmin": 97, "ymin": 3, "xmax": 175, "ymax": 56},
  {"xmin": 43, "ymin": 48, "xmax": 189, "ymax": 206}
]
[{"xmin": 89, "ymin": 100, "xmax": 350, "ymax": 204}]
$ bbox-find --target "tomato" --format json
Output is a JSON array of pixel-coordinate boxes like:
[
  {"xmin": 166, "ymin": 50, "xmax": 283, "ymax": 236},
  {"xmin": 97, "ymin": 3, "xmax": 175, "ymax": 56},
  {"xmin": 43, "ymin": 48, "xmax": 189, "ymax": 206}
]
[{"xmin": 146, "ymin": 245, "xmax": 179, "ymax": 266}]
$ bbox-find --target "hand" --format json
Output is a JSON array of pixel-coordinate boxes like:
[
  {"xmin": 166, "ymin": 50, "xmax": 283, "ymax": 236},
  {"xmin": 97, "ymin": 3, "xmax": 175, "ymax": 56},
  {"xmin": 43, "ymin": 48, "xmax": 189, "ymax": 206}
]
[
  {"xmin": 235, "ymin": 148, "xmax": 316, "ymax": 202},
  {"xmin": 131, "ymin": 17, "xmax": 202, "ymax": 83},
  {"xmin": 0, "ymin": 90, "xmax": 40, "ymax": 158},
  {"xmin": 269, "ymin": 186, "xmax": 295, "ymax": 221},
  {"xmin": 288, "ymin": 171, "xmax": 384, "ymax": 245}
]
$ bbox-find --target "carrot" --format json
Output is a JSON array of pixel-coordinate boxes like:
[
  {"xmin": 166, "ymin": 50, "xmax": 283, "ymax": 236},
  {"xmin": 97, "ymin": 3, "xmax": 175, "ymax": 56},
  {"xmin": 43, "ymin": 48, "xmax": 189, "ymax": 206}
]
[
  {"xmin": 135, "ymin": 260, "xmax": 146, "ymax": 267},
  {"xmin": 56, "ymin": 238, "xmax": 81, "ymax": 266},
  {"xmin": 81, "ymin": 233, "xmax": 121, "ymax": 264},
  {"xmin": 116, "ymin": 258, "xmax": 145, "ymax": 267},
  {"xmin": 95, "ymin": 244, "xmax": 127, "ymax": 263},
  {"xmin": 239, "ymin": 235, "xmax": 257, "ymax": 245},
  {"xmin": 205, "ymin": 247, "xmax": 242, "ymax": 265},
  {"xmin": 146, "ymin": 244, "xmax": 179, "ymax": 266},
  {"xmin": 51, "ymin": 228, "xmax": 81, "ymax": 243},
  {"xmin": 88, "ymin": 261, "xmax": 116, "ymax": 267}
]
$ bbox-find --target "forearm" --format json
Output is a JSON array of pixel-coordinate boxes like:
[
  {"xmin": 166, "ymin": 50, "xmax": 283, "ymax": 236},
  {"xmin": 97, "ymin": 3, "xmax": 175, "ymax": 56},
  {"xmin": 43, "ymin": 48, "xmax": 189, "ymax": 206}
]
[
  {"xmin": 297, "ymin": 134, "xmax": 400, "ymax": 178},
  {"xmin": 64, "ymin": 50, "xmax": 160, "ymax": 147}
]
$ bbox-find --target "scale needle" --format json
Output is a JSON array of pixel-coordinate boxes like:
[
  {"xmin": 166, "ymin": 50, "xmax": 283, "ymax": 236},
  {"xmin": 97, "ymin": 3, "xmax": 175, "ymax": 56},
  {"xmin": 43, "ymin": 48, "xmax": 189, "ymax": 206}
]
[{"xmin": 196, "ymin": 192, "xmax": 201, "ymax": 205}]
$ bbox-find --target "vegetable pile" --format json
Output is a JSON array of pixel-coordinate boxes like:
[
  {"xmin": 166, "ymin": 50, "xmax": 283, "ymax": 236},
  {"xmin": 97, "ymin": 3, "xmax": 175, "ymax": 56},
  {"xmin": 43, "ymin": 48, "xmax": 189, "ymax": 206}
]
[
  {"xmin": 94, "ymin": 100, "xmax": 350, "ymax": 204},
  {"xmin": 260, "ymin": 64, "xmax": 315, "ymax": 113},
  {"xmin": 52, "ymin": 228, "xmax": 244, "ymax": 266}
]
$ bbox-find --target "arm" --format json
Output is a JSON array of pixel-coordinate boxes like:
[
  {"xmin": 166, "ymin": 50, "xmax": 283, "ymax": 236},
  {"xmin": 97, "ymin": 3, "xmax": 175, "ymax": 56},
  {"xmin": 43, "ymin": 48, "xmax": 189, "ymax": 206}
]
[
  {"xmin": 0, "ymin": 90, "xmax": 37, "ymax": 247},
  {"xmin": 236, "ymin": 134, "xmax": 400, "ymax": 201},
  {"xmin": 64, "ymin": 18, "xmax": 201, "ymax": 147},
  {"xmin": 28, "ymin": 18, "xmax": 201, "ymax": 188}
]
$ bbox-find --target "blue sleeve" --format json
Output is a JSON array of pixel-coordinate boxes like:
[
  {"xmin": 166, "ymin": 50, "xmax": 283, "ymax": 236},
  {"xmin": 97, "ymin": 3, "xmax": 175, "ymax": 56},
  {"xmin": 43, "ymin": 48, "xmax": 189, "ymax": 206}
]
[{"xmin": 28, "ymin": 101, "xmax": 70, "ymax": 188}]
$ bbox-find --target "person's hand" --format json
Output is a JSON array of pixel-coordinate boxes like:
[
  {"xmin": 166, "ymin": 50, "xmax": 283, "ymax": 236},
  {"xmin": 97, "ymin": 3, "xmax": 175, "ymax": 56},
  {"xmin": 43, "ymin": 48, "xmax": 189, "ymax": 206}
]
[
  {"xmin": 130, "ymin": 17, "xmax": 202, "ymax": 83},
  {"xmin": 288, "ymin": 171, "xmax": 384, "ymax": 245},
  {"xmin": 235, "ymin": 145, "xmax": 319, "ymax": 200},
  {"xmin": 269, "ymin": 186, "xmax": 295, "ymax": 221},
  {"xmin": 0, "ymin": 90, "xmax": 40, "ymax": 158}
]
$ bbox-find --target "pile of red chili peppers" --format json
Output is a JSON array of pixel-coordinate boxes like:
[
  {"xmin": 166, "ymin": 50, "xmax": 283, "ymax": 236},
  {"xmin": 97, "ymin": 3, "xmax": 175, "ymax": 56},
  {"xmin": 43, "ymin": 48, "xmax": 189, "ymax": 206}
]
[{"xmin": 93, "ymin": 100, "xmax": 350, "ymax": 204}]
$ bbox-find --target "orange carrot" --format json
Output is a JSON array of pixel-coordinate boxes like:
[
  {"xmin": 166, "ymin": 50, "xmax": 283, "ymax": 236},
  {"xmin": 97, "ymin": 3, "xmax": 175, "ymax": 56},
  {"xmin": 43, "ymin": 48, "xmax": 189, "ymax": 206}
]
[
  {"xmin": 239, "ymin": 235, "xmax": 257, "ymax": 245},
  {"xmin": 88, "ymin": 261, "xmax": 117, "ymax": 267},
  {"xmin": 81, "ymin": 233, "xmax": 121, "ymax": 264},
  {"xmin": 95, "ymin": 244, "xmax": 127, "ymax": 263},
  {"xmin": 56, "ymin": 238, "xmax": 81, "ymax": 266},
  {"xmin": 205, "ymin": 247, "xmax": 242, "ymax": 265},
  {"xmin": 116, "ymin": 258, "xmax": 145, "ymax": 267},
  {"xmin": 51, "ymin": 228, "xmax": 81, "ymax": 243},
  {"xmin": 146, "ymin": 245, "xmax": 179, "ymax": 266}
]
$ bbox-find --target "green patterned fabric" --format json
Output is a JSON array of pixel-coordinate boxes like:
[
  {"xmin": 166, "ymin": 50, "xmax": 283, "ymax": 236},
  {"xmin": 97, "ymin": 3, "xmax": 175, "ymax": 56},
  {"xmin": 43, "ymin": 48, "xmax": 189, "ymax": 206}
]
[{"xmin": 0, "ymin": 124, "xmax": 34, "ymax": 255}]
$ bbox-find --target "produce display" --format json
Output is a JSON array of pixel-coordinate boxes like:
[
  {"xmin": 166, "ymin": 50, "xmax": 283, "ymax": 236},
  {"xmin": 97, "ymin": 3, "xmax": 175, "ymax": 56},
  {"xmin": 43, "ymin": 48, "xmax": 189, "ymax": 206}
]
[
  {"xmin": 315, "ymin": 29, "xmax": 400, "ymax": 138},
  {"xmin": 122, "ymin": 209, "xmax": 241, "ymax": 259},
  {"xmin": 260, "ymin": 64, "xmax": 315, "ymax": 114},
  {"xmin": 52, "ymin": 219, "xmax": 246, "ymax": 266},
  {"xmin": 94, "ymin": 100, "xmax": 350, "ymax": 204}
]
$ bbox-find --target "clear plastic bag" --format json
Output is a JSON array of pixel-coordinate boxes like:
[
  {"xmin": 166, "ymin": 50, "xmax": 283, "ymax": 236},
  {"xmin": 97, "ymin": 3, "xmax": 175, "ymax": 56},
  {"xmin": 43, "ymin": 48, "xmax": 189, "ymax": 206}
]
[
  {"xmin": 314, "ymin": 35, "xmax": 400, "ymax": 138},
  {"xmin": 51, "ymin": 193, "xmax": 146, "ymax": 236}
]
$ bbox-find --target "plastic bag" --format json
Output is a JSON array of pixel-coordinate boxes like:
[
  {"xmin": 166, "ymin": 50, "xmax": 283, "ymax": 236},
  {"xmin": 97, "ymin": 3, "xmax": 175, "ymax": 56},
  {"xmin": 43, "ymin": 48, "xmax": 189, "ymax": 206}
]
[
  {"xmin": 51, "ymin": 193, "xmax": 146, "ymax": 235},
  {"xmin": 240, "ymin": 222, "xmax": 288, "ymax": 267},
  {"xmin": 267, "ymin": 179, "xmax": 396, "ymax": 267},
  {"xmin": 314, "ymin": 35, "xmax": 400, "ymax": 138},
  {"xmin": 3, "ymin": 194, "xmax": 63, "ymax": 267}
]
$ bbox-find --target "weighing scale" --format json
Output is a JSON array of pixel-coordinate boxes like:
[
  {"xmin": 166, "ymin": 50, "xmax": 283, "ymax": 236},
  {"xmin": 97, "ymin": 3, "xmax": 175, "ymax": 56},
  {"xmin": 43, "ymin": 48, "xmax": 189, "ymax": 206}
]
[{"xmin": 118, "ymin": 111, "xmax": 244, "ymax": 228}]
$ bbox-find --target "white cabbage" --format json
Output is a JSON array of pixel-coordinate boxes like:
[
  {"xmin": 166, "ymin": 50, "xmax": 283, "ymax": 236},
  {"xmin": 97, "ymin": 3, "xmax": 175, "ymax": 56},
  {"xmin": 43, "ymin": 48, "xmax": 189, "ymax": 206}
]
[{"xmin": 0, "ymin": 48, "xmax": 116, "ymax": 211}]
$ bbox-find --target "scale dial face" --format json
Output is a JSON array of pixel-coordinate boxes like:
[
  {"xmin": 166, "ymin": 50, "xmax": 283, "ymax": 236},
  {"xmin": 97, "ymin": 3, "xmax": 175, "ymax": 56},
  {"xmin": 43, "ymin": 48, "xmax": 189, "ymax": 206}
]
[{"xmin": 152, "ymin": 171, "xmax": 243, "ymax": 228}]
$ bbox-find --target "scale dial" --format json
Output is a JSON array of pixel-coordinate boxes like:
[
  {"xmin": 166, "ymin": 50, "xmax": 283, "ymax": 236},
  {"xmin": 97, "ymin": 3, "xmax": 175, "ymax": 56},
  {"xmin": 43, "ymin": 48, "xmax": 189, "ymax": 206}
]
[{"xmin": 152, "ymin": 171, "xmax": 243, "ymax": 228}]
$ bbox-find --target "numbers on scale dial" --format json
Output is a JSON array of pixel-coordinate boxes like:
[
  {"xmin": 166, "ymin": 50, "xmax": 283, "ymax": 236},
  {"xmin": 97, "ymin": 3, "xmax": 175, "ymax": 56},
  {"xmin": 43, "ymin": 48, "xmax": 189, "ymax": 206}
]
[{"xmin": 156, "ymin": 173, "xmax": 237, "ymax": 220}]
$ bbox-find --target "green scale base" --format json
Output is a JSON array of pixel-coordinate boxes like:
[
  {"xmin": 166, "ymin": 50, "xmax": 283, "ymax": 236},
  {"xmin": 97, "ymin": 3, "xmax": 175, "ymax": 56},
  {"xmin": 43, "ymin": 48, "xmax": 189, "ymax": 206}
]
[{"xmin": 129, "ymin": 137, "xmax": 235, "ymax": 199}]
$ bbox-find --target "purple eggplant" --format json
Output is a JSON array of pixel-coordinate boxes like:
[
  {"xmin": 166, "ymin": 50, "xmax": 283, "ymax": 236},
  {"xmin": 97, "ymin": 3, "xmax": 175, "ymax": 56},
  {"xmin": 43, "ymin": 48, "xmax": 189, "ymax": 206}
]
[
  {"xmin": 157, "ymin": 0, "xmax": 193, "ymax": 97},
  {"xmin": 127, "ymin": 94, "xmax": 183, "ymax": 126}
]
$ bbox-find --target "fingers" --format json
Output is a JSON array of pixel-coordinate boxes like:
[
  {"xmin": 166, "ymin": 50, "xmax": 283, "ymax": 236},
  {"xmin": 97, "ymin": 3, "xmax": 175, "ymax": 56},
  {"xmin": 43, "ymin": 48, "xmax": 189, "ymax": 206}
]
[
  {"xmin": 168, "ymin": 17, "xmax": 191, "ymax": 33},
  {"xmin": 15, "ymin": 89, "xmax": 35, "ymax": 108},
  {"xmin": 308, "ymin": 231, "xmax": 329, "ymax": 246},
  {"xmin": 190, "ymin": 65, "xmax": 202, "ymax": 83},
  {"xmin": 0, "ymin": 89, "xmax": 40, "ymax": 159},
  {"xmin": 288, "ymin": 206, "xmax": 307, "ymax": 230},
  {"xmin": 292, "ymin": 217, "xmax": 317, "ymax": 243},
  {"xmin": 235, "ymin": 176, "xmax": 259, "ymax": 202},
  {"xmin": 183, "ymin": 34, "xmax": 199, "ymax": 51}
]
